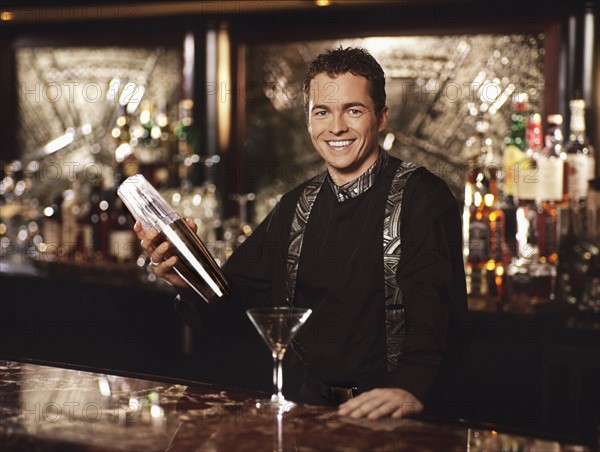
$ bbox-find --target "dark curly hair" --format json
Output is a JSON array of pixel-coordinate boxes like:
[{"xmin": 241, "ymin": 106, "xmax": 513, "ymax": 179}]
[{"xmin": 303, "ymin": 46, "xmax": 386, "ymax": 120}]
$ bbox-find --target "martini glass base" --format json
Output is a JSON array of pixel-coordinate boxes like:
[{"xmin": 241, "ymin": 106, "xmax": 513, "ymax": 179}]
[{"xmin": 254, "ymin": 394, "xmax": 296, "ymax": 412}]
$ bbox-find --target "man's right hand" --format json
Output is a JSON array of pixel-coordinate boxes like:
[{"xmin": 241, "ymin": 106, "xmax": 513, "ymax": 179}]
[{"xmin": 134, "ymin": 218, "xmax": 198, "ymax": 293}]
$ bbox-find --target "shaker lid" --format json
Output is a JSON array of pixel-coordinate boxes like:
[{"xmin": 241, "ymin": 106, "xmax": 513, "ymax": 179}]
[{"xmin": 117, "ymin": 174, "xmax": 178, "ymax": 231}]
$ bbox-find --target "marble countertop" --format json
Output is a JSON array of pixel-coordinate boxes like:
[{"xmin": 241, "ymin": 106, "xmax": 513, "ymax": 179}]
[{"xmin": 0, "ymin": 359, "xmax": 593, "ymax": 451}]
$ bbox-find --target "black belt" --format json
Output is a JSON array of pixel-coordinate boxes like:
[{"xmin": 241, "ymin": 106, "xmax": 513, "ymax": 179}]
[
  {"xmin": 301, "ymin": 370, "xmax": 374, "ymax": 405},
  {"xmin": 330, "ymin": 386, "xmax": 358, "ymax": 404}
]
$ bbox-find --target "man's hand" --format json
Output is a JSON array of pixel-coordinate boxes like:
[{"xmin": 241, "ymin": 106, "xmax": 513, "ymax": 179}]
[
  {"xmin": 337, "ymin": 388, "xmax": 423, "ymax": 419},
  {"xmin": 134, "ymin": 218, "xmax": 197, "ymax": 293}
]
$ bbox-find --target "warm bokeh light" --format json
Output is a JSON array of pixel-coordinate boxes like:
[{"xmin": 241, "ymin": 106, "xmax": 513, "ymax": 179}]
[{"xmin": 217, "ymin": 23, "xmax": 231, "ymax": 152}]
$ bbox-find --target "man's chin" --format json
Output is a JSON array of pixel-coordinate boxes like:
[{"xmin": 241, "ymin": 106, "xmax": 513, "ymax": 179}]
[{"xmin": 326, "ymin": 163, "xmax": 358, "ymax": 184}]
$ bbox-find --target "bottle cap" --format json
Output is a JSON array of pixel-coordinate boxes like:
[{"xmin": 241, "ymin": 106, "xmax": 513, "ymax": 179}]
[
  {"xmin": 569, "ymin": 99, "xmax": 585, "ymax": 110},
  {"xmin": 547, "ymin": 114, "xmax": 563, "ymax": 125},
  {"xmin": 529, "ymin": 113, "xmax": 542, "ymax": 124}
]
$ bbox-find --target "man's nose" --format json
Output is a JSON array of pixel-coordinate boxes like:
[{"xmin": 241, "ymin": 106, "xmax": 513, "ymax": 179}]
[{"xmin": 330, "ymin": 114, "xmax": 348, "ymax": 134}]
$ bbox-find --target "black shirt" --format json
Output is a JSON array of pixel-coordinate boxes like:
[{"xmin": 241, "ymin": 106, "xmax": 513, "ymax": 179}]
[{"xmin": 294, "ymin": 159, "xmax": 399, "ymax": 387}]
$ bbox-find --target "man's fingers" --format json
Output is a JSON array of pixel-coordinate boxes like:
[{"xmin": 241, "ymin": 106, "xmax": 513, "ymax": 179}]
[
  {"xmin": 150, "ymin": 255, "xmax": 177, "ymax": 278},
  {"xmin": 139, "ymin": 227, "xmax": 160, "ymax": 255},
  {"xmin": 133, "ymin": 221, "xmax": 144, "ymax": 239},
  {"xmin": 365, "ymin": 402, "xmax": 396, "ymax": 419},
  {"xmin": 149, "ymin": 242, "xmax": 170, "ymax": 266},
  {"xmin": 339, "ymin": 392, "xmax": 387, "ymax": 418},
  {"xmin": 338, "ymin": 388, "xmax": 423, "ymax": 420}
]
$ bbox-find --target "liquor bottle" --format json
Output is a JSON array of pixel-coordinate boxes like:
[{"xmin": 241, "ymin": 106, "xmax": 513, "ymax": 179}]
[
  {"xmin": 558, "ymin": 207, "xmax": 597, "ymax": 307},
  {"xmin": 582, "ymin": 246, "xmax": 600, "ymax": 313},
  {"xmin": 75, "ymin": 182, "xmax": 93, "ymax": 262},
  {"xmin": 155, "ymin": 101, "xmax": 178, "ymax": 188},
  {"xmin": 503, "ymin": 101, "xmax": 528, "ymax": 200},
  {"xmin": 515, "ymin": 113, "xmax": 542, "ymax": 204},
  {"xmin": 507, "ymin": 209, "xmax": 557, "ymax": 304},
  {"xmin": 135, "ymin": 100, "xmax": 172, "ymax": 187},
  {"xmin": 112, "ymin": 105, "xmax": 139, "ymax": 184},
  {"xmin": 175, "ymin": 99, "xmax": 197, "ymax": 155},
  {"xmin": 109, "ymin": 105, "xmax": 140, "ymax": 264},
  {"xmin": 464, "ymin": 112, "xmax": 494, "ymax": 219},
  {"xmin": 502, "ymin": 100, "xmax": 528, "ymax": 258},
  {"xmin": 514, "ymin": 113, "xmax": 542, "ymax": 260},
  {"xmin": 535, "ymin": 115, "xmax": 565, "ymax": 263},
  {"xmin": 138, "ymin": 100, "xmax": 158, "ymax": 149},
  {"xmin": 466, "ymin": 114, "xmax": 505, "ymax": 298},
  {"xmin": 509, "ymin": 158, "xmax": 559, "ymax": 306},
  {"xmin": 61, "ymin": 177, "xmax": 80, "ymax": 260},
  {"xmin": 587, "ymin": 177, "xmax": 600, "ymax": 242},
  {"xmin": 564, "ymin": 99, "xmax": 596, "ymax": 203},
  {"xmin": 175, "ymin": 99, "xmax": 199, "ymax": 183},
  {"xmin": 88, "ymin": 178, "xmax": 110, "ymax": 261},
  {"xmin": 42, "ymin": 192, "xmax": 63, "ymax": 257},
  {"xmin": 108, "ymin": 195, "xmax": 137, "ymax": 263}
]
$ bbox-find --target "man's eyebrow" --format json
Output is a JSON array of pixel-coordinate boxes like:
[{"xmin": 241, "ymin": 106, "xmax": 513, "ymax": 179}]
[
  {"xmin": 311, "ymin": 103, "xmax": 330, "ymax": 112},
  {"xmin": 311, "ymin": 102, "xmax": 369, "ymax": 112},
  {"xmin": 342, "ymin": 102, "xmax": 368, "ymax": 109}
]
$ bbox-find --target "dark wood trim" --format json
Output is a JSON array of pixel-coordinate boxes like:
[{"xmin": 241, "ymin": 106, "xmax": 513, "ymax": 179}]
[
  {"xmin": 12, "ymin": 29, "xmax": 186, "ymax": 49},
  {"xmin": 543, "ymin": 22, "xmax": 562, "ymax": 128},
  {"xmin": 231, "ymin": 3, "xmax": 571, "ymax": 45},
  {"xmin": 0, "ymin": 32, "xmax": 17, "ymax": 161}
]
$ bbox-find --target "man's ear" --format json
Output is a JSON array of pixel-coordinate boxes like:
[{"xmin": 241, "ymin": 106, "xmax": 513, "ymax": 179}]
[{"xmin": 378, "ymin": 105, "xmax": 389, "ymax": 132}]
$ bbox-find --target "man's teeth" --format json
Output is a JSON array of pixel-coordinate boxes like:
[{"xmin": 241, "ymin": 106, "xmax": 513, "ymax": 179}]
[{"xmin": 328, "ymin": 140, "xmax": 353, "ymax": 146}]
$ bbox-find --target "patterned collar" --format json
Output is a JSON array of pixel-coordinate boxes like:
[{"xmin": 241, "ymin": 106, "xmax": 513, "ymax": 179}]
[{"xmin": 327, "ymin": 149, "xmax": 389, "ymax": 202}]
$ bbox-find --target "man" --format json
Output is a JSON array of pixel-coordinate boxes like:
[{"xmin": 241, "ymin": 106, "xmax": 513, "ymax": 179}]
[{"xmin": 135, "ymin": 47, "xmax": 467, "ymax": 419}]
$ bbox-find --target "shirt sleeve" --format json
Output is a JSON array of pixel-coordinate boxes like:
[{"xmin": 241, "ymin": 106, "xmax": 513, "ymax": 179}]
[{"xmin": 384, "ymin": 168, "xmax": 468, "ymax": 402}]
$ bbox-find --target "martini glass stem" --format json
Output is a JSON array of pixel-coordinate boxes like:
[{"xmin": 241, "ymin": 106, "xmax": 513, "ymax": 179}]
[{"xmin": 273, "ymin": 354, "xmax": 284, "ymax": 401}]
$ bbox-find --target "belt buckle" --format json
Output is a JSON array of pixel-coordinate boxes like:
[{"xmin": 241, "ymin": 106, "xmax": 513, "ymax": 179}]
[{"xmin": 330, "ymin": 386, "xmax": 357, "ymax": 404}]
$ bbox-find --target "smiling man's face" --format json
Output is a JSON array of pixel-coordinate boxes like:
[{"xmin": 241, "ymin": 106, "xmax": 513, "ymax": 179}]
[{"xmin": 307, "ymin": 72, "xmax": 388, "ymax": 185}]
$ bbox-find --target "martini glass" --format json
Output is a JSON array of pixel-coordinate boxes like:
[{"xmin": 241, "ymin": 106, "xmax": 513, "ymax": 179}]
[{"xmin": 246, "ymin": 307, "xmax": 312, "ymax": 408}]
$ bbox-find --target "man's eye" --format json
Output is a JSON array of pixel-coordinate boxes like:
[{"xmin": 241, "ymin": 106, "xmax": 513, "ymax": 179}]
[
  {"xmin": 314, "ymin": 110, "xmax": 328, "ymax": 117},
  {"xmin": 348, "ymin": 109, "xmax": 362, "ymax": 116}
]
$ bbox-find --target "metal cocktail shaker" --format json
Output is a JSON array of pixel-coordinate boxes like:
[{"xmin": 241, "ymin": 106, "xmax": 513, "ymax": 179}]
[{"xmin": 117, "ymin": 174, "xmax": 230, "ymax": 303}]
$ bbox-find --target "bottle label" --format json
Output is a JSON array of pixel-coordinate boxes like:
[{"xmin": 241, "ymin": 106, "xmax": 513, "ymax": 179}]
[
  {"xmin": 515, "ymin": 160, "xmax": 538, "ymax": 201},
  {"xmin": 537, "ymin": 157, "xmax": 564, "ymax": 201},
  {"xmin": 489, "ymin": 215, "xmax": 504, "ymax": 262},
  {"xmin": 567, "ymin": 154, "xmax": 593, "ymax": 200},
  {"xmin": 537, "ymin": 207, "xmax": 558, "ymax": 260},
  {"xmin": 468, "ymin": 219, "xmax": 490, "ymax": 263},
  {"xmin": 587, "ymin": 157, "xmax": 596, "ymax": 180},
  {"xmin": 109, "ymin": 230, "xmax": 136, "ymax": 262},
  {"xmin": 503, "ymin": 145, "xmax": 526, "ymax": 196}
]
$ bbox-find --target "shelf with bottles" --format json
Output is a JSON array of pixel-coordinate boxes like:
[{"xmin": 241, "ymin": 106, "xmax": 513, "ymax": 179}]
[
  {"xmin": 0, "ymin": 160, "xmax": 44, "ymax": 268},
  {"xmin": 462, "ymin": 96, "xmax": 598, "ymax": 314}
]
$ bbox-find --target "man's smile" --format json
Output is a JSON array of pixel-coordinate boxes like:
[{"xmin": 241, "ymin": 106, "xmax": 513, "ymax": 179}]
[{"xmin": 326, "ymin": 139, "xmax": 355, "ymax": 150}]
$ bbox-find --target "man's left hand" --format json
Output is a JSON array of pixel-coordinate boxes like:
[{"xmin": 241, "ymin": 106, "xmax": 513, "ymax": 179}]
[{"xmin": 337, "ymin": 388, "xmax": 423, "ymax": 419}]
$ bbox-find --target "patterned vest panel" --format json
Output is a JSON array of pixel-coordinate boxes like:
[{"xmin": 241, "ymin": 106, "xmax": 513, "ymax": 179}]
[{"xmin": 284, "ymin": 159, "xmax": 420, "ymax": 372}]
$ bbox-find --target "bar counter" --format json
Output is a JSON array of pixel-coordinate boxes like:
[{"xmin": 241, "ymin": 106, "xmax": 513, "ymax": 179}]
[{"xmin": 0, "ymin": 359, "xmax": 595, "ymax": 451}]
